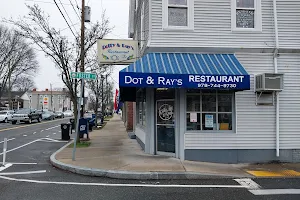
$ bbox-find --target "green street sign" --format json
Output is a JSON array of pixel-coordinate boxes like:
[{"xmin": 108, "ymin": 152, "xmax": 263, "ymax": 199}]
[{"xmin": 71, "ymin": 72, "xmax": 97, "ymax": 80}]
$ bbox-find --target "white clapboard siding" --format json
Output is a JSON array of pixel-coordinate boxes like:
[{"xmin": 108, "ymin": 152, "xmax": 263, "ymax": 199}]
[
  {"xmin": 277, "ymin": 1, "xmax": 300, "ymax": 48},
  {"xmin": 185, "ymin": 53, "xmax": 277, "ymax": 149},
  {"xmin": 135, "ymin": 0, "xmax": 150, "ymax": 54},
  {"xmin": 278, "ymin": 54, "xmax": 300, "ymax": 148},
  {"xmin": 150, "ymin": 0, "xmax": 275, "ymax": 49}
]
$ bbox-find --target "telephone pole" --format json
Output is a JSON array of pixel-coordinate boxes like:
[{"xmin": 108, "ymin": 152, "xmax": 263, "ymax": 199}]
[{"xmin": 80, "ymin": 0, "xmax": 85, "ymax": 118}]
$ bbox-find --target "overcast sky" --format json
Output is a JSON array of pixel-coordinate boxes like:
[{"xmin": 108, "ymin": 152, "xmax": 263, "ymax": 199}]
[{"xmin": 1, "ymin": 0, "xmax": 129, "ymax": 92}]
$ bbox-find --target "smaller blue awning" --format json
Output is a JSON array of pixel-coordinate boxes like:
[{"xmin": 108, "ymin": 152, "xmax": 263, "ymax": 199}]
[{"xmin": 119, "ymin": 53, "xmax": 250, "ymax": 90}]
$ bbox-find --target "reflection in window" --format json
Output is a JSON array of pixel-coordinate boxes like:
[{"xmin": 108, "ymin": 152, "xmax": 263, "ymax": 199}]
[
  {"xmin": 235, "ymin": 0, "xmax": 255, "ymax": 28},
  {"xmin": 167, "ymin": 0, "xmax": 188, "ymax": 27},
  {"xmin": 136, "ymin": 89, "xmax": 146, "ymax": 127},
  {"xmin": 186, "ymin": 90, "xmax": 234, "ymax": 131}
]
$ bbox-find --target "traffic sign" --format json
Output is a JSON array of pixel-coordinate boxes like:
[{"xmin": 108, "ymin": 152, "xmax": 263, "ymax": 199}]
[{"xmin": 71, "ymin": 72, "xmax": 97, "ymax": 80}]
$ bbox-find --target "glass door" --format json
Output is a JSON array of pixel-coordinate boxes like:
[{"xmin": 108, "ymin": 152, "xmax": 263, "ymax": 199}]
[{"xmin": 156, "ymin": 100, "xmax": 175, "ymax": 156}]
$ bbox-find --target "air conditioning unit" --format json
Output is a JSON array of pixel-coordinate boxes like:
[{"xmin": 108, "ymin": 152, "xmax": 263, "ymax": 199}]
[{"xmin": 255, "ymin": 73, "xmax": 284, "ymax": 92}]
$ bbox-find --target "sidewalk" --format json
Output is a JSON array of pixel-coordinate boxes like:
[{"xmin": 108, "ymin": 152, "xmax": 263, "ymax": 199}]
[{"xmin": 50, "ymin": 115, "xmax": 300, "ymax": 179}]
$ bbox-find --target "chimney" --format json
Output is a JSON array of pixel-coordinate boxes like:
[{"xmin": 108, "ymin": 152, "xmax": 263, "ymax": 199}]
[
  {"xmin": 45, "ymin": 88, "xmax": 49, "ymax": 91},
  {"xmin": 32, "ymin": 88, "xmax": 37, "ymax": 91}
]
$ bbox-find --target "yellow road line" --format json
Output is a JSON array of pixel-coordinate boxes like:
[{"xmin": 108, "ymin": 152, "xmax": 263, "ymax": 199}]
[
  {"xmin": 0, "ymin": 118, "xmax": 68, "ymax": 132},
  {"xmin": 247, "ymin": 170, "xmax": 300, "ymax": 177}
]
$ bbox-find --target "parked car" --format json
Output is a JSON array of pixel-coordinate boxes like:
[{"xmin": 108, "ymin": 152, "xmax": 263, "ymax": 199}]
[
  {"xmin": 11, "ymin": 109, "xmax": 42, "ymax": 124},
  {"xmin": 0, "ymin": 110, "xmax": 14, "ymax": 123},
  {"xmin": 55, "ymin": 111, "xmax": 64, "ymax": 118},
  {"xmin": 42, "ymin": 110, "xmax": 56, "ymax": 120},
  {"xmin": 63, "ymin": 110, "xmax": 74, "ymax": 117}
]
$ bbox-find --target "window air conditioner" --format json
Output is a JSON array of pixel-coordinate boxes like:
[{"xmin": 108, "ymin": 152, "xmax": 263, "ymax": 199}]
[{"xmin": 255, "ymin": 73, "xmax": 284, "ymax": 92}]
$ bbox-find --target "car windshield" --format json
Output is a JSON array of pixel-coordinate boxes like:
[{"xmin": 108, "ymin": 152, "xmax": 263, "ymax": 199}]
[
  {"xmin": 15, "ymin": 109, "xmax": 31, "ymax": 114},
  {"xmin": 0, "ymin": 111, "xmax": 7, "ymax": 115}
]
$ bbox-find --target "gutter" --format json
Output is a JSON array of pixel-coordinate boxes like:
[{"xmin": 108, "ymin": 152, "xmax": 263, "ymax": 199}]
[{"xmin": 273, "ymin": 0, "xmax": 280, "ymax": 157}]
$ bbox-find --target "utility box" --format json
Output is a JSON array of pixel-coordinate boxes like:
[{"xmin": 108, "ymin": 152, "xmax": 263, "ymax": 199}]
[
  {"xmin": 84, "ymin": 6, "xmax": 91, "ymax": 22},
  {"xmin": 255, "ymin": 73, "xmax": 284, "ymax": 92}
]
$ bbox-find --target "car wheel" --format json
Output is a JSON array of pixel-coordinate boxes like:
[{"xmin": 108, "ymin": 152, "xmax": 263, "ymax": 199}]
[
  {"xmin": 12, "ymin": 121, "xmax": 17, "ymax": 125},
  {"xmin": 38, "ymin": 117, "xmax": 42, "ymax": 122},
  {"xmin": 4, "ymin": 118, "xmax": 8, "ymax": 123},
  {"xmin": 28, "ymin": 118, "xmax": 32, "ymax": 124}
]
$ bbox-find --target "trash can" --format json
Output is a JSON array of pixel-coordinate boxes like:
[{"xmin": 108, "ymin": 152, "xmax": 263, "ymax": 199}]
[
  {"xmin": 70, "ymin": 118, "xmax": 75, "ymax": 130},
  {"xmin": 61, "ymin": 123, "xmax": 71, "ymax": 140}
]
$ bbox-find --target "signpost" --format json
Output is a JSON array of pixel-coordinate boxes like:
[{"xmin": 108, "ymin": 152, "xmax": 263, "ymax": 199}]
[
  {"xmin": 71, "ymin": 71, "xmax": 96, "ymax": 161},
  {"xmin": 70, "ymin": 72, "xmax": 96, "ymax": 80}
]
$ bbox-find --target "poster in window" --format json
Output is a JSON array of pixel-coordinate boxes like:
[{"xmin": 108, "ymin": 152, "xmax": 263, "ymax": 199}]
[
  {"xmin": 205, "ymin": 114, "xmax": 214, "ymax": 128},
  {"xmin": 190, "ymin": 112, "xmax": 197, "ymax": 123}
]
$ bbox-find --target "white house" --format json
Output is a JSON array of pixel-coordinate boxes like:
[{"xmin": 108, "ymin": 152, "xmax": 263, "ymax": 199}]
[{"xmin": 119, "ymin": 0, "xmax": 300, "ymax": 163}]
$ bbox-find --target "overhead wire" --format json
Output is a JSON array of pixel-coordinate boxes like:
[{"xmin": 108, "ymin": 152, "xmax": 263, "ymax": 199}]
[
  {"xmin": 58, "ymin": 0, "xmax": 79, "ymax": 35},
  {"xmin": 52, "ymin": 0, "xmax": 77, "ymax": 38},
  {"xmin": 68, "ymin": 0, "xmax": 81, "ymax": 20}
]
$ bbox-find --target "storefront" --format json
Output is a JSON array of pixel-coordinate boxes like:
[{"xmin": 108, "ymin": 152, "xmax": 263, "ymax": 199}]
[{"xmin": 119, "ymin": 52, "xmax": 284, "ymax": 163}]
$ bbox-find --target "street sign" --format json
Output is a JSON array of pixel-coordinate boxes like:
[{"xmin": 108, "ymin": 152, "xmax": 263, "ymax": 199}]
[{"xmin": 71, "ymin": 72, "xmax": 97, "ymax": 80}]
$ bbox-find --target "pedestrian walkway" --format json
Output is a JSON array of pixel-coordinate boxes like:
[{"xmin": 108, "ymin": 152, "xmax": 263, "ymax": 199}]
[{"xmin": 51, "ymin": 115, "xmax": 300, "ymax": 179}]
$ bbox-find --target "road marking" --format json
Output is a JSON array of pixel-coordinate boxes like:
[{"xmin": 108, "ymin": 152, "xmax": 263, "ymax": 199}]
[
  {"xmin": 0, "ymin": 175, "xmax": 250, "ymax": 188},
  {"xmin": 46, "ymin": 135, "xmax": 49, "ymax": 138},
  {"xmin": 0, "ymin": 138, "xmax": 15, "ymax": 144},
  {"xmin": 0, "ymin": 170, "xmax": 46, "ymax": 176},
  {"xmin": 41, "ymin": 130, "xmax": 44, "ymax": 132},
  {"xmin": 234, "ymin": 179, "xmax": 261, "ymax": 190},
  {"xmin": 23, "ymin": 135, "xmax": 27, "ymax": 137},
  {"xmin": 58, "ymin": 131, "xmax": 61, "ymax": 133},
  {"xmin": 38, "ymin": 138, "xmax": 67, "ymax": 143},
  {"xmin": 46, "ymin": 125, "xmax": 60, "ymax": 131},
  {"xmin": 33, "ymin": 132, "xmax": 36, "ymax": 135},
  {"xmin": 249, "ymin": 189, "xmax": 300, "ymax": 195},
  {"xmin": 53, "ymin": 133, "xmax": 56, "ymax": 135},
  {"xmin": 8, "ymin": 162, "xmax": 37, "ymax": 165},
  {"xmin": 0, "ymin": 163, "xmax": 12, "ymax": 172},
  {"xmin": 0, "ymin": 118, "xmax": 69, "ymax": 132},
  {"xmin": 247, "ymin": 170, "xmax": 300, "ymax": 177},
  {"xmin": 0, "ymin": 139, "xmax": 40, "ymax": 156}
]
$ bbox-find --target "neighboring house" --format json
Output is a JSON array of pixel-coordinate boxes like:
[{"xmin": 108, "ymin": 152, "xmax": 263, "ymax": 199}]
[
  {"xmin": 119, "ymin": 0, "xmax": 300, "ymax": 163},
  {"xmin": 0, "ymin": 91, "xmax": 30, "ymax": 110},
  {"xmin": 28, "ymin": 88, "xmax": 71, "ymax": 112}
]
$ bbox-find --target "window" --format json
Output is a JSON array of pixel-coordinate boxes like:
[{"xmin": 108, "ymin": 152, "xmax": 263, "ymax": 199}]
[
  {"xmin": 232, "ymin": 0, "xmax": 262, "ymax": 31},
  {"xmin": 163, "ymin": 0, "xmax": 194, "ymax": 30},
  {"xmin": 136, "ymin": 88, "xmax": 146, "ymax": 126},
  {"xmin": 186, "ymin": 90, "xmax": 234, "ymax": 131}
]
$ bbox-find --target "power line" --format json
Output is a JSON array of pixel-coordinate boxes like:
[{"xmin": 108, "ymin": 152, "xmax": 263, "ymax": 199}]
[
  {"xmin": 68, "ymin": 0, "xmax": 81, "ymax": 20},
  {"xmin": 53, "ymin": 0, "xmax": 77, "ymax": 38},
  {"xmin": 25, "ymin": 0, "xmax": 71, "ymax": 5},
  {"xmin": 58, "ymin": 0, "xmax": 78, "ymax": 35}
]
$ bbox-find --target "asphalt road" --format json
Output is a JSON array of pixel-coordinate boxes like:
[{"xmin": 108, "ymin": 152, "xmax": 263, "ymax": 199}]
[{"xmin": 1, "ymin": 120, "xmax": 300, "ymax": 200}]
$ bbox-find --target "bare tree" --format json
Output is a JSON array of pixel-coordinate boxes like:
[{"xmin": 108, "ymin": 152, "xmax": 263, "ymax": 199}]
[
  {"xmin": 87, "ymin": 64, "xmax": 112, "ymax": 125},
  {"xmin": 0, "ymin": 25, "xmax": 39, "ymax": 103},
  {"xmin": 5, "ymin": 4, "xmax": 112, "ymax": 123},
  {"xmin": 13, "ymin": 75, "xmax": 36, "ymax": 92}
]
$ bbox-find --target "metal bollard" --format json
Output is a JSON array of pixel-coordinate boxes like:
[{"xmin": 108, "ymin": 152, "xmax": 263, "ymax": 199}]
[{"xmin": 2, "ymin": 138, "xmax": 7, "ymax": 166}]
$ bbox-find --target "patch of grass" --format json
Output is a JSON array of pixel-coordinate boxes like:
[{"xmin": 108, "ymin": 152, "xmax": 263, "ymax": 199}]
[
  {"xmin": 95, "ymin": 122, "xmax": 107, "ymax": 129},
  {"xmin": 68, "ymin": 141, "xmax": 91, "ymax": 148}
]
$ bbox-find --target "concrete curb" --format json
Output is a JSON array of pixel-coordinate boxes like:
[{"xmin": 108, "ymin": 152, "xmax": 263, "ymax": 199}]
[{"xmin": 50, "ymin": 141, "xmax": 254, "ymax": 180}]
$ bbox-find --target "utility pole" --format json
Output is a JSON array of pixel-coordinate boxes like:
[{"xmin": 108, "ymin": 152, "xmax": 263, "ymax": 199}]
[
  {"xmin": 50, "ymin": 83, "xmax": 53, "ymax": 111},
  {"xmin": 80, "ymin": 0, "xmax": 85, "ymax": 118},
  {"xmin": 101, "ymin": 75, "xmax": 104, "ymax": 116},
  {"xmin": 8, "ymin": 61, "xmax": 11, "ymax": 110},
  {"xmin": 72, "ymin": 0, "xmax": 86, "ymax": 161}
]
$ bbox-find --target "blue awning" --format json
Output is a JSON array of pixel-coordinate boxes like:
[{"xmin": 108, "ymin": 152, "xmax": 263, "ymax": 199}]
[{"xmin": 119, "ymin": 53, "xmax": 250, "ymax": 90}]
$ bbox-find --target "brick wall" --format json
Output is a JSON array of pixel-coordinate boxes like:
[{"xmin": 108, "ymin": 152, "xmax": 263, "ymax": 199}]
[{"xmin": 126, "ymin": 102, "xmax": 134, "ymax": 131}]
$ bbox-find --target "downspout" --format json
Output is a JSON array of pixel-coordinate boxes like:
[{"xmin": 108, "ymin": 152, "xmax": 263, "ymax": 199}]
[{"xmin": 273, "ymin": 0, "xmax": 280, "ymax": 157}]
